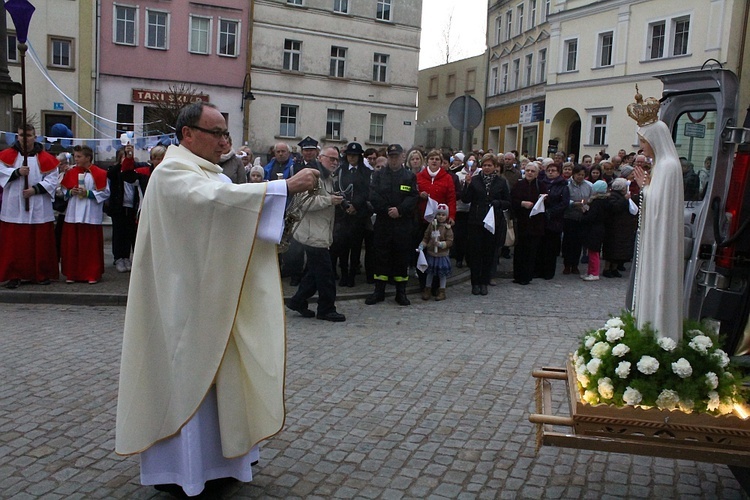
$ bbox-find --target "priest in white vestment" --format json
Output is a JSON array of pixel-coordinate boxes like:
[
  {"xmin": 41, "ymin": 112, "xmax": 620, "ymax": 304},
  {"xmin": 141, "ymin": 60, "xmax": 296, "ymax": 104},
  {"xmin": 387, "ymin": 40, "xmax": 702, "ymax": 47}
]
[{"xmin": 115, "ymin": 102, "xmax": 319, "ymax": 496}]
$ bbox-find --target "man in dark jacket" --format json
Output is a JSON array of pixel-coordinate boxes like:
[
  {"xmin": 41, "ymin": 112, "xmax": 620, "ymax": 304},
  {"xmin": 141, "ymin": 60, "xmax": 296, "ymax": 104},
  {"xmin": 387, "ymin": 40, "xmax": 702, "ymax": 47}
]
[
  {"xmin": 366, "ymin": 144, "xmax": 418, "ymax": 305},
  {"xmin": 511, "ymin": 162, "xmax": 548, "ymax": 285}
]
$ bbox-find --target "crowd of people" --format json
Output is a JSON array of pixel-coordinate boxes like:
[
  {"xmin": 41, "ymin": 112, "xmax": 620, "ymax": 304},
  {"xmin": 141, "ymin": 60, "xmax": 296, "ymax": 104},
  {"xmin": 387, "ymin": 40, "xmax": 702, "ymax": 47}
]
[{"xmin": 0, "ymin": 122, "xmax": 699, "ymax": 309}]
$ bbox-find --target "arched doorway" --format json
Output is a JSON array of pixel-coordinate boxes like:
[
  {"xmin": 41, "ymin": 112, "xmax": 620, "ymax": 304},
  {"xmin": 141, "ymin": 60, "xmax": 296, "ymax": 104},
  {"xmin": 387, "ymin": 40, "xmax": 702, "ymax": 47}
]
[
  {"xmin": 567, "ymin": 120, "xmax": 581, "ymax": 160},
  {"xmin": 549, "ymin": 108, "xmax": 581, "ymax": 159}
]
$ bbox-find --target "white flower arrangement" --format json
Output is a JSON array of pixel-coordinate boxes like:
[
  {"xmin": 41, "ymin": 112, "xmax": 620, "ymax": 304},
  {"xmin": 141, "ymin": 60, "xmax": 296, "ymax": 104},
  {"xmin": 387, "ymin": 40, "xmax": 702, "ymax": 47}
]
[{"xmin": 573, "ymin": 312, "xmax": 746, "ymax": 415}]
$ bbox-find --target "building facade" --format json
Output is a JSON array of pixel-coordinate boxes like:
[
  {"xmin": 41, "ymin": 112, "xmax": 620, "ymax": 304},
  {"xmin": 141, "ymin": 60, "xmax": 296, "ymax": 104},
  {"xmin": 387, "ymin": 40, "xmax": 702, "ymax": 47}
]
[
  {"xmin": 543, "ymin": 0, "xmax": 747, "ymax": 160},
  {"xmin": 5, "ymin": 0, "xmax": 94, "ymax": 141},
  {"xmin": 416, "ymin": 53, "xmax": 486, "ymax": 152},
  {"xmin": 483, "ymin": 0, "xmax": 551, "ymax": 158},
  {"xmin": 247, "ymin": 0, "xmax": 421, "ymax": 156}
]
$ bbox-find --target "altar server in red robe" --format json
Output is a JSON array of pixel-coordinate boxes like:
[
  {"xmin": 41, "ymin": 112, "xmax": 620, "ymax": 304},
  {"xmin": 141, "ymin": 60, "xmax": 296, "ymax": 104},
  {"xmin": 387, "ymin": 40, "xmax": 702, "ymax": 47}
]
[
  {"xmin": 60, "ymin": 145, "xmax": 110, "ymax": 283},
  {"xmin": 0, "ymin": 124, "xmax": 60, "ymax": 289}
]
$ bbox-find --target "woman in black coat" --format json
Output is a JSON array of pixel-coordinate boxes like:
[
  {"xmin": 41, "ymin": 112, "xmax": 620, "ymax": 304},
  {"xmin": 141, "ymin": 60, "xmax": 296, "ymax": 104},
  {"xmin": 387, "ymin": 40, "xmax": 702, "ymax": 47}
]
[
  {"xmin": 603, "ymin": 178, "xmax": 637, "ymax": 277},
  {"xmin": 537, "ymin": 163, "xmax": 570, "ymax": 280},
  {"xmin": 511, "ymin": 161, "xmax": 548, "ymax": 285},
  {"xmin": 461, "ymin": 154, "xmax": 510, "ymax": 295}
]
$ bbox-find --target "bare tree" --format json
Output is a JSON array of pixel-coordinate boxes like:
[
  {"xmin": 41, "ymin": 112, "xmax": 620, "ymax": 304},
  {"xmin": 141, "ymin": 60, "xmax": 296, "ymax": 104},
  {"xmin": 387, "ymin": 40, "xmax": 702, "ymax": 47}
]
[
  {"xmin": 438, "ymin": 8, "xmax": 463, "ymax": 65},
  {"xmin": 144, "ymin": 83, "xmax": 205, "ymax": 135}
]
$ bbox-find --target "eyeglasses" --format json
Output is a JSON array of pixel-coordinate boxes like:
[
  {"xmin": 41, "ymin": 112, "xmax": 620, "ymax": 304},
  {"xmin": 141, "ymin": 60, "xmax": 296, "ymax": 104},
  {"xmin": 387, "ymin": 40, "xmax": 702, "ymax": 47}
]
[
  {"xmin": 320, "ymin": 155, "xmax": 340, "ymax": 162},
  {"xmin": 189, "ymin": 125, "xmax": 230, "ymax": 140}
]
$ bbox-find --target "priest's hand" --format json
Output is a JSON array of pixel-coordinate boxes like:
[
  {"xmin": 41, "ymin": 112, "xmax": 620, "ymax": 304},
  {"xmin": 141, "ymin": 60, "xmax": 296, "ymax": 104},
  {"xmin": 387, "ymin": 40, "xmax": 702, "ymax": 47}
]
[
  {"xmin": 17, "ymin": 166, "xmax": 30, "ymax": 177},
  {"xmin": 286, "ymin": 167, "xmax": 320, "ymax": 195}
]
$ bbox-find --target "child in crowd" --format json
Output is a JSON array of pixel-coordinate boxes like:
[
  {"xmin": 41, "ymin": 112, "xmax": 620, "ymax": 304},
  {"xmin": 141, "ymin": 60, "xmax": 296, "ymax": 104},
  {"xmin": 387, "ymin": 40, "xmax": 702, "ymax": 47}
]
[
  {"xmin": 60, "ymin": 145, "xmax": 110, "ymax": 284},
  {"xmin": 248, "ymin": 165, "xmax": 265, "ymax": 183},
  {"xmin": 580, "ymin": 180, "xmax": 609, "ymax": 281},
  {"xmin": 418, "ymin": 204, "xmax": 453, "ymax": 300}
]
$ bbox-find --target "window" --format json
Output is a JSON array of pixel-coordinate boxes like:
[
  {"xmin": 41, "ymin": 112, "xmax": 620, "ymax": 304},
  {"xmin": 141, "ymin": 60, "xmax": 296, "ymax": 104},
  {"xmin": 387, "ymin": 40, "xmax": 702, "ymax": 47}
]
[
  {"xmin": 545, "ymin": 0, "xmax": 551, "ymax": 19},
  {"xmin": 512, "ymin": 59, "xmax": 520, "ymax": 90},
  {"xmin": 373, "ymin": 53, "xmax": 388, "ymax": 82},
  {"xmin": 501, "ymin": 63, "xmax": 509, "ymax": 93},
  {"xmin": 564, "ymin": 39, "xmax": 578, "ymax": 72},
  {"xmin": 598, "ymin": 31, "xmax": 613, "ymax": 67},
  {"xmin": 283, "ymin": 39, "xmax": 302, "ymax": 71},
  {"xmin": 370, "ymin": 114, "xmax": 385, "ymax": 143},
  {"xmin": 49, "ymin": 37, "xmax": 73, "ymax": 69},
  {"xmin": 443, "ymin": 127, "xmax": 452, "ymax": 147},
  {"xmin": 529, "ymin": 0, "xmax": 537, "ymax": 29},
  {"xmin": 334, "ymin": 0, "xmax": 349, "ymax": 13},
  {"xmin": 189, "ymin": 15, "xmax": 211, "ymax": 54},
  {"xmin": 280, "ymin": 105, "xmax": 298, "ymax": 137},
  {"xmin": 327, "ymin": 109, "xmax": 343, "ymax": 140},
  {"xmin": 7, "ymin": 34, "xmax": 17, "ymax": 63},
  {"xmin": 538, "ymin": 48, "xmax": 547, "ymax": 82},
  {"xmin": 506, "ymin": 11, "xmax": 512, "ymax": 40},
  {"xmin": 428, "ymin": 75, "xmax": 438, "ymax": 97},
  {"xmin": 446, "ymin": 73, "xmax": 456, "ymax": 95},
  {"xmin": 466, "ymin": 69, "xmax": 476, "ymax": 92},
  {"xmin": 218, "ymin": 19, "xmax": 239, "ymax": 56},
  {"xmin": 649, "ymin": 21, "xmax": 665, "ymax": 59},
  {"xmin": 426, "ymin": 129, "xmax": 436, "ymax": 149},
  {"xmin": 673, "ymin": 17, "xmax": 690, "ymax": 56},
  {"xmin": 330, "ymin": 46, "xmax": 346, "ymax": 77},
  {"xmin": 592, "ymin": 115, "xmax": 607, "ymax": 146},
  {"xmin": 114, "ymin": 5, "xmax": 137, "ymax": 45},
  {"xmin": 146, "ymin": 10, "xmax": 168, "ymax": 49},
  {"xmin": 495, "ymin": 16, "xmax": 502, "ymax": 45},
  {"xmin": 287, "ymin": 0, "xmax": 303, "ymax": 5},
  {"xmin": 117, "ymin": 103, "xmax": 135, "ymax": 137},
  {"xmin": 376, "ymin": 0, "xmax": 392, "ymax": 21},
  {"xmin": 43, "ymin": 113, "xmax": 74, "ymax": 138},
  {"xmin": 524, "ymin": 54, "xmax": 533, "ymax": 86},
  {"xmin": 517, "ymin": 4, "xmax": 524, "ymax": 34},
  {"xmin": 490, "ymin": 67, "xmax": 498, "ymax": 95}
]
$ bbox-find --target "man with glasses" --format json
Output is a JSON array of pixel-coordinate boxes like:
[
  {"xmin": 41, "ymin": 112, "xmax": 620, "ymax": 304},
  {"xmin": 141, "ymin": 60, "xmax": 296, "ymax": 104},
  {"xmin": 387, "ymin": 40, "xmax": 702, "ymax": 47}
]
[
  {"xmin": 286, "ymin": 146, "xmax": 346, "ymax": 321},
  {"xmin": 116, "ymin": 102, "xmax": 319, "ymax": 496}
]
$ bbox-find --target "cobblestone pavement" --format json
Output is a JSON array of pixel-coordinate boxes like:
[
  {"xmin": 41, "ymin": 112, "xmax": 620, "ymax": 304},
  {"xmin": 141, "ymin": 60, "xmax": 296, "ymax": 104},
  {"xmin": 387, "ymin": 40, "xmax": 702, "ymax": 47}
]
[{"xmin": 0, "ymin": 263, "xmax": 745, "ymax": 499}]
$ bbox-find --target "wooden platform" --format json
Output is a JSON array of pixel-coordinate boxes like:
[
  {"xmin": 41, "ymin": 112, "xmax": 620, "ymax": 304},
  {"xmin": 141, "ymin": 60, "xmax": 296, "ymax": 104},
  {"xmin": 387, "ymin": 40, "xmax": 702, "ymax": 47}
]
[{"xmin": 528, "ymin": 363, "xmax": 750, "ymax": 466}]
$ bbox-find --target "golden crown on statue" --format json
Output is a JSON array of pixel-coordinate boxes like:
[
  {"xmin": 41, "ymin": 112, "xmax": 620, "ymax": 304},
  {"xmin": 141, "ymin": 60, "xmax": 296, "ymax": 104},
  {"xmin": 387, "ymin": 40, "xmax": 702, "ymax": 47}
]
[{"xmin": 626, "ymin": 85, "xmax": 661, "ymax": 127}]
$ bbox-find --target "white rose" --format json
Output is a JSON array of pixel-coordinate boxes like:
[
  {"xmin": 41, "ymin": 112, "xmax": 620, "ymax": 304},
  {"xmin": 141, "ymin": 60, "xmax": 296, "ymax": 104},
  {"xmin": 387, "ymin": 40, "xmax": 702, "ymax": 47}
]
[
  {"xmin": 598, "ymin": 377, "xmax": 614, "ymax": 399},
  {"xmin": 705, "ymin": 372, "xmax": 719, "ymax": 390},
  {"xmin": 615, "ymin": 361, "xmax": 631, "ymax": 379},
  {"xmin": 587, "ymin": 358, "xmax": 602, "ymax": 375},
  {"xmin": 623, "ymin": 387, "xmax": 642, "ymax": 405},
  {"xmin": 671, "ymin": 358, "xmax": 693, "ymax": 379},
  {"xmin": 584, "ymin": 336, "xmax": 596, "ymax": 349},
  {"xmin": 575, "ymin": 360, "xmax": 587, "ymax": 376},
  {"xmin": 612, "ymin": 344, "xmax": 630, "ymax": 357},
  {"xmin": 713, "ymin": 349, "xmax": 730, "ymax": 368},
  {"xmin": 577, "ymin": 372, "xmax": 590, "ymax": 386},
  {"xmin": 689, "ymin": 335, "xmax": 713, "ymax": 354},
  {"xmin": 605, "ymin": 327, "xmax": 625, "ymax": 343},
  {"xmin": 637, "ymin": 355, "xmax": 659, "ymax": 375},
  {"xmin": 583, "ymin": 390, "xmax": 599, "ymax": 404},
  {"xmin": 707, "ymin": 391, "xmax": 720, "ymax": 411},
  {"xmin": 605, "ymin": 317, "xmax": 624, "ymax": 329},
  {"xmin": 679, "ymin": 399, "xmax": 695, "ymax": 413},
  {"xmin": 591, "ymin": 341, "xmax": 610, "ymax": 359},
  {"xmin": 657, "ymin": 337, "xmax": 677, "ymax": 352},
  {"xmin": 655, "ymin": 389, "xmax": 680, "ymax": 410}
]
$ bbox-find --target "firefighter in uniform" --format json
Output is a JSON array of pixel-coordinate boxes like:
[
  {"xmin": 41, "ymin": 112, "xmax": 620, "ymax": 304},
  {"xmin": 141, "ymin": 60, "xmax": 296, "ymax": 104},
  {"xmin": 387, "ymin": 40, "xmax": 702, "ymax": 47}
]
[{"xmin": 365, "ymin": 144, "xmax": 418, "ymax": 306}]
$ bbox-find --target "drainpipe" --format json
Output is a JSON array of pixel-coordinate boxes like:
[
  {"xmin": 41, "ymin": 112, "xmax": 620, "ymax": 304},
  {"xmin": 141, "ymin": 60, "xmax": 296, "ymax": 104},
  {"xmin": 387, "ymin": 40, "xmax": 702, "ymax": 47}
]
[
  {"xmin": 95, "ymin": 0, "xmax": 101, "ymax": 141},
  {"xmin": 242, "ymin": 0, "xmax": 254, "ymax": 145}
]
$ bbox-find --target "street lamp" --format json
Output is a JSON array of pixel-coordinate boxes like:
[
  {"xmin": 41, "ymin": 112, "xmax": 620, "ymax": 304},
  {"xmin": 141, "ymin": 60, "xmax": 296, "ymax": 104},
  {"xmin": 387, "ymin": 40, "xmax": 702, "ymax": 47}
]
[{"xmin": 5, "ymin": 0, "xmax": 35, "ymax": 211}]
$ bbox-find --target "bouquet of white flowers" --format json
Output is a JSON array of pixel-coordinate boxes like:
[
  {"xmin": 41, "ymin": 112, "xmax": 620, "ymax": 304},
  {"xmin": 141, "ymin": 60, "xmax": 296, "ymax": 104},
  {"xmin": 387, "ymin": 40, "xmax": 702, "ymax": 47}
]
[{"xmin": 573, "ymin": 312, "xmax": 746, "ymax": 414}]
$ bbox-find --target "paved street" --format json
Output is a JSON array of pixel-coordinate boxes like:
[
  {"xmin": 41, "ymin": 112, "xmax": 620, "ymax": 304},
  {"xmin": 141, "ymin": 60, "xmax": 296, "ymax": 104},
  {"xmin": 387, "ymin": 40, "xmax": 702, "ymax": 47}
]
[{"xmin": 0, "ymin": 263, "xmax": 745, "ymax": 499}]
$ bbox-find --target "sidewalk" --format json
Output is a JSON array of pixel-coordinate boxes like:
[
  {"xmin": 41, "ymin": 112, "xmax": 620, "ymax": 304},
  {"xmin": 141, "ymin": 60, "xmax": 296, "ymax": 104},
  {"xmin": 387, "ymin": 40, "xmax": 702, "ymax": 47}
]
[{"xmin": 0, "ymin": 242, "xmax": 478, "ymax": 305}]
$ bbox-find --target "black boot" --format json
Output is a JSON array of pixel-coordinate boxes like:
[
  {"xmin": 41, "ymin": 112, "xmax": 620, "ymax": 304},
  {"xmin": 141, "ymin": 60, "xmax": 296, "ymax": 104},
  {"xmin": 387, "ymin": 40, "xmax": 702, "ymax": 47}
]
[
  {"xmin": 395, "ymin": 283, "xmax": 410, "ymax": 306},
  {"xmin": 365, "ymin": 281, "xmax": 386, "ymax": 305}
]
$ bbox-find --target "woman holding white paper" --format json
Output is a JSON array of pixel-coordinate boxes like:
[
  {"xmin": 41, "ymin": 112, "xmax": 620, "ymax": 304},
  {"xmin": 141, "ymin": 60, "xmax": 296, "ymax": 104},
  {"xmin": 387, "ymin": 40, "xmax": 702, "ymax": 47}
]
[
  {"xmin": 461, "ymin": 154, "xmax": 510, "ymax": 295},
  {"xmin": 510, "ymin": 162, "xmax": 548, "ymax": 285}
]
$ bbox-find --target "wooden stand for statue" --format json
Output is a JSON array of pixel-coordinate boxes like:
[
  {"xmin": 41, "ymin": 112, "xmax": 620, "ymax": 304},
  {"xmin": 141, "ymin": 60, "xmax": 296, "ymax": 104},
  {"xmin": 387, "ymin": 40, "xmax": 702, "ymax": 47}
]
[{"xmin": 528, "ymin": 361, "xmax": 750, "ymax": 466}]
